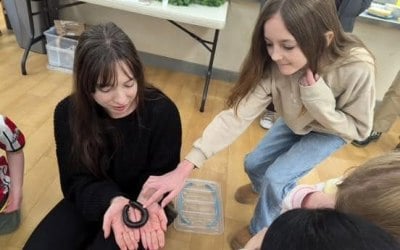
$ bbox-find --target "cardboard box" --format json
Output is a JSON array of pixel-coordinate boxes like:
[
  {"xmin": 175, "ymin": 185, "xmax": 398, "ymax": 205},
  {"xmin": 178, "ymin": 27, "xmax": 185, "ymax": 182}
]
[{"xmin": 54, "ymin": 20, "xmax": 85, "ymax": 39}]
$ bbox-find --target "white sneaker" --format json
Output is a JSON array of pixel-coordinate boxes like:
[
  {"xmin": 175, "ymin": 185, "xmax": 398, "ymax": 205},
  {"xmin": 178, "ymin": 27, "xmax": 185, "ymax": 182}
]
[{"xmin": 259, "ymin": 110, "xmax": 275, "ymax": 129}]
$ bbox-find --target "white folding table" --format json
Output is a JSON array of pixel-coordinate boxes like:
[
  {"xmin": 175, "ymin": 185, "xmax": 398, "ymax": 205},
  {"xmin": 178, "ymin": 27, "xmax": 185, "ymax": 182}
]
[{"xmin": 79, "ymin": 0, "xmax": 230, "ymax": 112}]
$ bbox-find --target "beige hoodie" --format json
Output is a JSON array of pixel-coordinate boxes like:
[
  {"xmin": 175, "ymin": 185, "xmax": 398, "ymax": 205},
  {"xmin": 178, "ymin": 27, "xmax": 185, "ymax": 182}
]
[{"xmin": 186, "ymin": 47, "xmax": 375, "ymax": 168}]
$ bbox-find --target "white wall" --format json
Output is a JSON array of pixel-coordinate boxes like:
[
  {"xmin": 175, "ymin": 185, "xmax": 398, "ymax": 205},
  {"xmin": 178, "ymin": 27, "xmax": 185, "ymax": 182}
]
[
  {"xmin": 353, "ymin": 18, "xmax": 400, "ymax": 100},
  {"xmin": 61, "ymin": 0, "xmax": 259, "ymax": 73}
]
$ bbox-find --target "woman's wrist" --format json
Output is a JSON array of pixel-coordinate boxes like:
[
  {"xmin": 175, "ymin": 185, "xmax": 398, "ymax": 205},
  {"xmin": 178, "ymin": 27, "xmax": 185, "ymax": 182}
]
[{"xmin": 110, "ymin": 196, "xmax": 128, "ymax": 206}]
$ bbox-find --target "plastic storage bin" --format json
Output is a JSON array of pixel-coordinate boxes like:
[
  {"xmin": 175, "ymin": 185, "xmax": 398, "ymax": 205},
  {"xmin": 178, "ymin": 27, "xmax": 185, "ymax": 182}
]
[
  {"xmin": 44, "ymin": 27, "xmax": 78, "ymax": 72},
  {"xmin": 174, "ymin": 179, "xmax": 224, "ymax": 235}
]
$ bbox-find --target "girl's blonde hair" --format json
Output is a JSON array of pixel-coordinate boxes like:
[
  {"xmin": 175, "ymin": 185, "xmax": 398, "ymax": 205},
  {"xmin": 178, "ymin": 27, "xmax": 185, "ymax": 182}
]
[{"xmin": 336, "ymin": 152, "xmax": 400, "ymax": 239}]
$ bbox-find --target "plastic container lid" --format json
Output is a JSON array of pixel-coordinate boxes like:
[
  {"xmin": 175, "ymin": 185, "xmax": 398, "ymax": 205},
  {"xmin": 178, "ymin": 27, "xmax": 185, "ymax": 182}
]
[{"xmin": 174, "ymin": 178, "xmax": 224, "ymax": 235}]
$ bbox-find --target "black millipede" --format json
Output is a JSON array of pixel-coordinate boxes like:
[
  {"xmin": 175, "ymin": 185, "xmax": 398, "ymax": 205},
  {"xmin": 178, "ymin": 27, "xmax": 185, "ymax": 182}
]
[{"xmin": 122, "ymin": 200, "xmax": 149, "ymax": 228}]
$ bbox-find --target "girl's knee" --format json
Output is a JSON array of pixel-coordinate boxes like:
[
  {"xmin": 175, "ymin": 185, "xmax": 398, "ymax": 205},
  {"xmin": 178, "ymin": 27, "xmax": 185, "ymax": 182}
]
[
  {"xmin": 264, "ymin": 168, "xmax": 279, "ymax": 182},
  {"xmin": 244, "ymin": 153, "xmax": 259, "ymax": 173}
]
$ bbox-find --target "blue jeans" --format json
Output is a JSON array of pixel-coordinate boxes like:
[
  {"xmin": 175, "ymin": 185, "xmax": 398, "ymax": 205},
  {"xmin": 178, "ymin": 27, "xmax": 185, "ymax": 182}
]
[{"xmin": 245, "ymin": 118, "xmax": 345, "ymax": 234}]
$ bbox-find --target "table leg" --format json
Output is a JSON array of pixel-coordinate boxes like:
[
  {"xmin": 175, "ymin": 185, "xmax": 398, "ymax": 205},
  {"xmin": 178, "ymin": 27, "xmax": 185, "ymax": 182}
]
[
  {"xmin": 21, "ymin": 35, "xmax": 44, "ymax": 75},
  {"xmin": 200, "ymin": 29, "xmax": 219, "ymax": 112},
  {"xmin": 22, "ymin": 0, "xmax": 46, "ymax": 75}
]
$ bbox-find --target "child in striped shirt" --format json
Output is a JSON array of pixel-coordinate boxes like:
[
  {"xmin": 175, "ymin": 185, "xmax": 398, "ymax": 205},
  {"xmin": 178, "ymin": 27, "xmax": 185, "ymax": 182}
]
[{"xmin": 0, "ymin": 115, "xmax": 25, "ymax": 234}]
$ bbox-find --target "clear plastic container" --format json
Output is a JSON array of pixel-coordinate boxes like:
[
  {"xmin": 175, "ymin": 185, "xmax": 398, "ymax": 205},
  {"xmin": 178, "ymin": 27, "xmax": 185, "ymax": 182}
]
[
  {"xmin": 174, "ymin": 179, "xmax": 224, "ymax": 235},
  {"xmin": 44, "ymin": 26, "xmax": 78, "ymax": 71}
]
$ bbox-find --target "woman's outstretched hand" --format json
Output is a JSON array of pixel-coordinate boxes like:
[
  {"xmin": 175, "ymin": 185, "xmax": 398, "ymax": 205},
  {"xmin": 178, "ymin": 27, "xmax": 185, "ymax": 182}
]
[
  {"xmin": 103, "ymin": 195, "xmax": 169, "ymax": 250},
  {"xmin": 134, "ymin": 201, "xmax": 167, "ymax": 250},
  {"xmin": 141, "ymin": 159, "xmax": 194, "ymax": 208},
  {"xmin": 103, "ymin": 196, "xmax": 140, "ymax": 250}
]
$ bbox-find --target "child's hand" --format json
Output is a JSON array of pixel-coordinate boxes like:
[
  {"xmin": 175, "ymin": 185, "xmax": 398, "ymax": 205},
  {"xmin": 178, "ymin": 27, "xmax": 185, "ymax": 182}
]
[
  {"xmin": 244, "ymin": 227, "xmax": 268, "ymax": 250},
  {"xmin": 299, "ymin": 68, "xmax": 320, "ymax": 87}
]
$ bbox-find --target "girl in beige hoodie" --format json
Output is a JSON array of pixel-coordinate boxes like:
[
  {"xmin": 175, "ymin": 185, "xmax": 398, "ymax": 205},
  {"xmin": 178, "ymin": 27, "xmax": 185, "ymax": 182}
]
[{"xmin": 142, "ymin": 0, "xmax": 375, "ymax": 248}]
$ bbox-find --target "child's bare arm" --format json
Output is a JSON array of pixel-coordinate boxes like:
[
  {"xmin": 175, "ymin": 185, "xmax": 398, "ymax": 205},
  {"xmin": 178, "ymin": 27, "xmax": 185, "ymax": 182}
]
[
  {"xmin": 5, "ymin": 149, "xmax": 24, "ymax": 212},
  {"xmin": 301, "ymin": 191, "xmax": 335, "ymax": 209}
]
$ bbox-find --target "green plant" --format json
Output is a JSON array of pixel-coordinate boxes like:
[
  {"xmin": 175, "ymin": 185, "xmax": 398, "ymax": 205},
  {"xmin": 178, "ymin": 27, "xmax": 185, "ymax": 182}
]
[{"xmin": 192, "ymin": 0, "xmax": 225, "ymax": 7}]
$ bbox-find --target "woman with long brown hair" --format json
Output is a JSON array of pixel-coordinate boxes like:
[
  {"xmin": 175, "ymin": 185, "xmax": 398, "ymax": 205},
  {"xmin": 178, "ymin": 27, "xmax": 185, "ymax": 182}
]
[{"xmin": 24, "ymin": 22, "xmax": 182, "ymax": 250}]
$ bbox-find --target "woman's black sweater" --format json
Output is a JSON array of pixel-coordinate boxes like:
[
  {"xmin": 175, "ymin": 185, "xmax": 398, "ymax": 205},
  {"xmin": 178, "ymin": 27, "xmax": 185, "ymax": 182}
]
[{"xmin": 54, "ymin": 89, "xmax": 182, "ymax": 221}]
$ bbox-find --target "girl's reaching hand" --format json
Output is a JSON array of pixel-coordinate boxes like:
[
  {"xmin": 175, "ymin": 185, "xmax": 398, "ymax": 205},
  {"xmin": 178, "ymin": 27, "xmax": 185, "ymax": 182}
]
[
  {"xmin": 141, "ymin": 159, "xmax": 194, "ymax": 208},
  {"xmin": 299, "ymin": 68, "xmax": 320, "ymax": 87}
]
